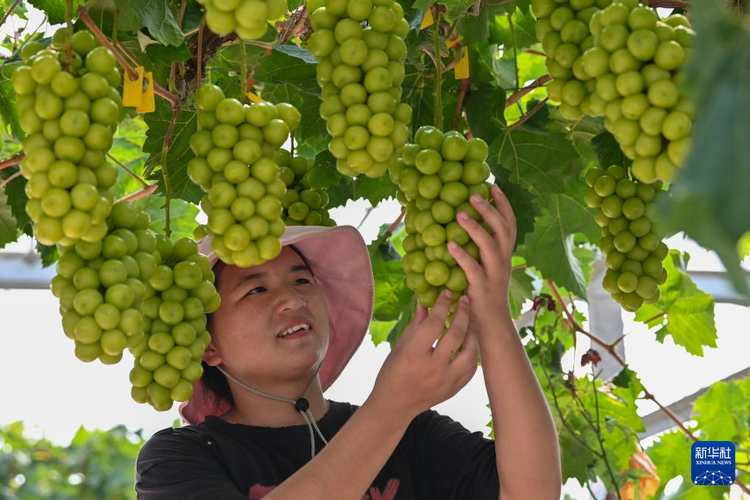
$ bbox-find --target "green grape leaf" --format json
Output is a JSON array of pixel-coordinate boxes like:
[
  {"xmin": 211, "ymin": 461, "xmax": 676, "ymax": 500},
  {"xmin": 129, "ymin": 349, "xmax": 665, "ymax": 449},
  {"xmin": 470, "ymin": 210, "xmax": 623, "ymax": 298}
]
[
  {"xmin": 115, "ymin": 0, "xmax": 185, "ymax": 47},
  {"xmin": 523, "ymin": 184, "xmax": 600, "ymax": 299},
  {"xmin": 492, "ymin": 128, "xmax": 579, "ymax": 206},
  {"xmin": 660, "ymin": 0, "xmax": 750, "ymax": 296},
  {"xmin": 0, "ymin": 77, "xmax": 23, "ymax": 140},
  {"xmin": 646, "ymin": 429, "xmax": 693, "ymax": 497},
  {"xmin": 132, "ymin": 196, "xmax": 199, "ymax": 242},
  {"xmin": 590, "ymin": 130, "xmax": 627, "ymax": 169},
  {"xmin": 492, "ymin": 8, "xmax": 538, "ymax": 52},
  {"xmin": 464, "ymin": 86, "xmax": 506, "ymax": 141},
  {"xmin": 37, "ymin": 241, "xmax": 59, "ymax": 267},
  {"xmin": 386, "ymin": 294, "xmax": 416, "ymax": 346},
  {"xmin": 559, "ymin": 427, "xmax": 595, "ymax": 485},
  {"xmin": 3, "ymin": 173, "xmax": 31, "ymax": 236},
  {"xmin": 0, "ymin": 184, "xmax": 18, "ymax": 249},
  {"xmin": 352, "ymin": 175, "xmax": 398, "ymax": 207},
  {"xmin": 457, "ymin": 6, "xmax": 490, "ymax": 45},
  {"xmin": 368, "ymin": 320, "xmax": 398, "ymax": 346},
  {"xmin": 143, "ymin": 100, "xmax": 202, "ymax": 204},
  {"xmin": 370, "ymin": 255, "xmax": 414, "ymax": 322},
  {"xmin": 27, "ymin": 0, "xmax": 84, "ymax": 25},
  {"xmin": 255, "ymin": 45, "xmax": 319, "ymax": 84},
  {"xmin": 610, "ymin": 365, "xmax": 645, "ymax": 405},
  {"xmin": 692, "ymin": 380, "xmax": 749, "ymax": 442},
  {"xmin": 508, "ymin": 267, "xmax": 534, "ymax": 319},
  {"xmin": 634, "ymin": 251, "xmax": 717, "ymax": 357}
]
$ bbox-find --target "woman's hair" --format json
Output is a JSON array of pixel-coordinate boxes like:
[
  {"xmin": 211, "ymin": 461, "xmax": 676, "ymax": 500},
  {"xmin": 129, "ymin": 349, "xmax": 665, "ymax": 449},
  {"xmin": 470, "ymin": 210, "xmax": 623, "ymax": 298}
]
[{"xmin": 200, "ymin": 245, "xmax": 315, "ymax": 408}]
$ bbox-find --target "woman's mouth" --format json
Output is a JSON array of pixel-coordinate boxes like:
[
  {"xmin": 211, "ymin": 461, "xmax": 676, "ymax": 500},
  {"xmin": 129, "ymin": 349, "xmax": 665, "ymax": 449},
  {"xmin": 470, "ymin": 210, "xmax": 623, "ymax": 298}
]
[{"xmin": 277, "ymin": 323, "xmax": 312, "ymax": 339}]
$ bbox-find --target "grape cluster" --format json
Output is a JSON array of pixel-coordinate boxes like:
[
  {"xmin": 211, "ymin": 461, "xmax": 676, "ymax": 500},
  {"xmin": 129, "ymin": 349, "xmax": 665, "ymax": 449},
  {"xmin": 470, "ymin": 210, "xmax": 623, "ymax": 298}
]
[
  {"xmin": 584, "ymin": 6, "xmax": 695, "ymax": 184},
  {"xmin": 585, "ymin": 165, "xmax": 669, "ymax": 312},
  {"xmin": 388, "ymin": 126, "xmax": 491, "ymax": 307},
  {"xmin": 128, "ymin": 237, "xmax": 221, "ymax": 411},
  {"xmin": 274, "ymin": 149, "xmax": 336, "ymax": 226},
  {"xmin": 307, "ymin": 0, "xmax": 412, "ymax": 178},
  {"xmin": 188, "ymin": 84, "xmax": 301, "ymax": 267},
  {"xmin": 198, "ymin": 0, "xmax": 286, "ymax": 40},
  {"xmin": 533, "ymin": 0, "xmax": 613, "ymax": 120},
  {"xmin": 11, "ymin": 31, "xmax": 123, "ymax": 246},
  {"xmin": 51, "ymin": 203, "xmax": 153, "ymax": 365}
]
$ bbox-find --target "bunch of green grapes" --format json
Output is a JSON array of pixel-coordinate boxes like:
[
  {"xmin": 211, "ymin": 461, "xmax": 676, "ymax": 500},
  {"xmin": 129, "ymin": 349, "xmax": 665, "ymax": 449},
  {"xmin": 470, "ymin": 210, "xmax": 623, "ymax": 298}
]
[
  {"xmin": 533, "ymin": 0, "xmax": 614, "ymax": 120},
  {"xmin": 581, "ymin": 5, "xmax": 695, "ymax": 184},
  {"xmin": 307, "ymin": 0, "xmax": 412, "ymax": 178},
  {"xmin": 50, "ymin": 203, "xmax": 153, "ymax": 365},
  {"xmin": 11, "ymin": 30, "xmax": 123, "ymax": 246},
  {"xmin": 128, "ymin": 237, "xmax": 221, "ymax": 412},
  {"xmin": 585, "ymin": 165, "xmax": 669, "ymax": 312},
  {"xmin": 273, "ymin": 149, "xmax": 336, "ymax": 226},
  {"xmin": 197, "ymin": 0, "xmax": 286, "ymax": 40},
  {"xmin": 188, "ymin": 84, "xmax": 301, "ymax": 267},
  {"xmin": 388, "ymin": 126, "xmax": 492, "ymax": 307}
]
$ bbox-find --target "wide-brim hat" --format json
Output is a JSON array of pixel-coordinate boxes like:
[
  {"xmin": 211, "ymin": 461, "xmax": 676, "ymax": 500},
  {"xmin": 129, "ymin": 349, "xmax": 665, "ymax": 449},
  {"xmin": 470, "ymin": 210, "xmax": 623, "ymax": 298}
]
[{"xmin": 178, "ymin": 225, "xmax": 374, "ymax": 425}]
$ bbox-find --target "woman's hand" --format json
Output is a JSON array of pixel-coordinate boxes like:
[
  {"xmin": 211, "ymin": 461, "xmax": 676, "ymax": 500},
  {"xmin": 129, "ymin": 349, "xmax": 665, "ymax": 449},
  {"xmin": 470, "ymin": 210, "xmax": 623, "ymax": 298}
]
[
  {"xmin": 369, "ymin": 291, "xmax": 480, "ymax": 420},
  {"xmin": 447, "ymin": 183, "xmax": 518, "ymax": 339}
]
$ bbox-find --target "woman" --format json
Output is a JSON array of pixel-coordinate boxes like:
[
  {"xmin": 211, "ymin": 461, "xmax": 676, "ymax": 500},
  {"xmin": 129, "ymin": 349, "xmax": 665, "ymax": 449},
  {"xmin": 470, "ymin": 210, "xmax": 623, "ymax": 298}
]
[{"xmin": 135, "ymin": 185, "xmax": 562, "ymax": 499}]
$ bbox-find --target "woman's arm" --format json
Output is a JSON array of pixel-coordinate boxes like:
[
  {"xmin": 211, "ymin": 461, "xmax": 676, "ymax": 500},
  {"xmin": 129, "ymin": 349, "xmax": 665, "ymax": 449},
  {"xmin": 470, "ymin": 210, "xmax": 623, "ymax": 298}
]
[
  {"xmin": 265, "ymin": 291, "xmax": 481, "ymax": 500},
  {"xmin": 448, "ymin": 184, "xmax": 562, "ymax": 500}
]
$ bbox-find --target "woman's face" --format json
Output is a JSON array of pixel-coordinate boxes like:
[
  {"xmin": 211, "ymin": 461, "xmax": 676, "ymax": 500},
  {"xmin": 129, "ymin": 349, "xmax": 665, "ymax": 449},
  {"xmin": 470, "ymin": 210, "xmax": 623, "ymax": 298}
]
[{"xmin": 204, "ymin": 247, "xmax": 330, "ymax": 386}]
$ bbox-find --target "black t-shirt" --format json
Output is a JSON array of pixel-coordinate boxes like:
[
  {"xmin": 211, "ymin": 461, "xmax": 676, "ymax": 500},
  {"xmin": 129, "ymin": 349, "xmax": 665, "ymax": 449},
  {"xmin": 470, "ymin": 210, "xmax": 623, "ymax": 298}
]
[{"xmin": 135, "ymin": 400, "xmax": 499, "ymax": 499}]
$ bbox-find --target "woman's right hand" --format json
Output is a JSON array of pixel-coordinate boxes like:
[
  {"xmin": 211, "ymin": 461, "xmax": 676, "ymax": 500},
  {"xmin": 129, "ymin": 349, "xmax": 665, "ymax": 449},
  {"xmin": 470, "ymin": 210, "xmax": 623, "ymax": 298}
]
[{"xmin": 368, "ymin": 290, "xmax": 480, "ymax": 421}]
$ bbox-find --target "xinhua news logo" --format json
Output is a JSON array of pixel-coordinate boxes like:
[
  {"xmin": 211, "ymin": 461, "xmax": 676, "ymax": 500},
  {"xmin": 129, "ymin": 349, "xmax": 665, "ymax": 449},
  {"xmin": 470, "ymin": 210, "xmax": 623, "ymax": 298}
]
[{"xmin": 691, "ymin": 441, "xmax": 735, "ymax": 486}]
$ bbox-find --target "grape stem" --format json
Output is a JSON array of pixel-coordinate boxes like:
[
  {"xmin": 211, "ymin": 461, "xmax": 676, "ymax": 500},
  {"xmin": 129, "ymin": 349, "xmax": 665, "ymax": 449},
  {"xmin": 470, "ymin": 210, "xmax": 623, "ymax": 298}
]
[
  {"xmin": 65, "ymin": 0, "xmax": 73, "ymax": 64},
  {"xmin": 0, "ymin": 171, "xmax": 22, "ymax": 190},
  {"xmin": 0, "ymin": 152, "xmax": 24, "ymax": 170},
  {"xmin": 117, "ymin": 184, "xmax": 158, "ymax": 203},
  {"xmin": 505, "ymin": 75, "xmax": 551, "ymax": 108},
  {"xmin": 507, "ymin": 97, "xmax": 548, "ymax": 131},
  {"xmin": 77, "ymin": 6, "xmax": 179, "ymax": 107},
  {"xmin": 239, "ymin": 41, "xmax": 248, "ymax": 102},
  {"xmin": 384, "ymin": 208, "xmax": 406, "ymax": 237},
  {"xmin": 107, "ymin": 153, "xmax": 150, "ymax": 189},
  {"xmin": 161, "ymin": 104, "xmax": 182, "ymax": 238},
  {"xmin": 432, "ymin": 7, "xmax": 443, "ymax": 131},
  {"xmin": 0, "ymin": 0, "xmax": 22, "ymax": 29},
  {"xmin": 453, "ymin": 77, "xmax": 471, "ymax": 131},
  {"xmin": 196, "ymin": 20, "xmax": 205, "ymax": 89},
  {"xmin": 589, "ymin": 366, "xmax": 622, "ymax": 499}
]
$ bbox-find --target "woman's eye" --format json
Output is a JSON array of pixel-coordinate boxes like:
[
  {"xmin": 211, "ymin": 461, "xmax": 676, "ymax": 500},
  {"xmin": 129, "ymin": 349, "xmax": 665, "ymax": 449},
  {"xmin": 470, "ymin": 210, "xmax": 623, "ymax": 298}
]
[
  {"xmin": 247, "ymin": 286, "xmax": 266, "ymax": 296},
  {"xmin": 295, "ymin": 278, "xmax": 312, "ymax": 285}
]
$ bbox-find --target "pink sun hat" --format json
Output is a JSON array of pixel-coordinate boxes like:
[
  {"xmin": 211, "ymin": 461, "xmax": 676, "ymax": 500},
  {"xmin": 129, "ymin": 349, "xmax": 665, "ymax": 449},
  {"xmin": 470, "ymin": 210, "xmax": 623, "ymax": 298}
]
[{"xmin": 178, "ymin": 225, "xmax": 375, "ymax": 425}]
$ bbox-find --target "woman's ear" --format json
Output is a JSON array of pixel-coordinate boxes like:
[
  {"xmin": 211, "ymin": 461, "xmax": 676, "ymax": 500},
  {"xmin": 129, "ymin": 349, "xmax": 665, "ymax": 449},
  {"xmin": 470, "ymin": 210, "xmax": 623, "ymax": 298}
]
[{"xmin": 203, "ymin": 340, "xmax": 222, "ymax": 366}]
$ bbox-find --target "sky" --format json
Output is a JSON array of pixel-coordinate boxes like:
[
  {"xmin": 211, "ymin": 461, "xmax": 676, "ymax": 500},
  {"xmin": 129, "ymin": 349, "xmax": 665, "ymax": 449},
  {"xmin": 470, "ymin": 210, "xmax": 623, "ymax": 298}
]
[{"xmin": 2, "ymin": 3, "xmax": 750, "ymax": 499}]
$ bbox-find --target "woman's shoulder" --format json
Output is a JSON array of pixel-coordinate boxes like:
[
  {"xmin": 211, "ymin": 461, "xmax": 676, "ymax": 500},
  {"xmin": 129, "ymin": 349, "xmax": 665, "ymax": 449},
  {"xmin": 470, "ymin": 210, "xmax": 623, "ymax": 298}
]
[{"xmin": 136, "ymin": 422, "xmax": 219, "ymax": 472}]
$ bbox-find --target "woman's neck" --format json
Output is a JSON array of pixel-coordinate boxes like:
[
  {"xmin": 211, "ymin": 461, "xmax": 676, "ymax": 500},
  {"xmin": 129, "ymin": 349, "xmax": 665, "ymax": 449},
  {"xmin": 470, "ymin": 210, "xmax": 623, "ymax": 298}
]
[{"xmin": 220, "ymin": 379, "xmax": 331, "ymax": 428}]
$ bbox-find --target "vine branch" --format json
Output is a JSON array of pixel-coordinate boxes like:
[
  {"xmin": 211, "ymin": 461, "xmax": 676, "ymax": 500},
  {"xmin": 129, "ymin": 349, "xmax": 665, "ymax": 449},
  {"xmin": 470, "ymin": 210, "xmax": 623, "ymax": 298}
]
[
  {"xmin": 508, "ymin": 97, "xmax": 549, "ymax": 131},
  {"xmin": 385, "ymin": 208, "xmax": 407, "ymax": 237},
  {"xmin": 0, "ymin": 0, "xmax": 22, "ymax": 29},
  {"xmin": 77, "ymin": 6, "xmax": 179, "ymax": 107},
  {"xmin": 106, "ymin": 153, "xmax": 150, "ymax": 189},
  {"xmin": 432, "ymin": 8, "xmax": 443, "ymax": 131},
  {"xmin": 0, "ymin": 152, "xmax": 24, "ymax": 170},
  {"xmin": 506, "ymin": 75, "xmax": 551, "ymax": 108},
  {"xmin": 453, "ymin": 77, "xmax": 471, "ymax": 131},
  {"xmin": 118, "ymin": 184, "xmax": 158, "ymax": 203},
  {"xmin": 0, "ymin": 171, "xmax": 22, "ymax": 190}
]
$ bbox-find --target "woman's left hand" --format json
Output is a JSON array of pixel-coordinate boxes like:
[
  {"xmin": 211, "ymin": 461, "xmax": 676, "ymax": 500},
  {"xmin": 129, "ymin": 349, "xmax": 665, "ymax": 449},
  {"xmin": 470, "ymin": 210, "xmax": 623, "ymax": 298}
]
[{"xmin": 447, "ymin": 183, "xmax": 517, "ymax": 338}]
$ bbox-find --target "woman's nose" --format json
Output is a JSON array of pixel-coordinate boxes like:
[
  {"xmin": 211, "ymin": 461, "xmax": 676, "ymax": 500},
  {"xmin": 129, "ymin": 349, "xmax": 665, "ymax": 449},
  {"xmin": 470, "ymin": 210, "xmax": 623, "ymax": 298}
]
[{"xmin": 274, "ymin": 286, "xmax": 306, "ymax": 313}]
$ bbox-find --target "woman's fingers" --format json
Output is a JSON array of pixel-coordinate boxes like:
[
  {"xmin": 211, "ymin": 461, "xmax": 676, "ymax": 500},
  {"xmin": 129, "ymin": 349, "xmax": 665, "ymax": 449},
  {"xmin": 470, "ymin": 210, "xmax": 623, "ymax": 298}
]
[
  {"xmin": 447, "ymin": 241, "xmax": 484, "ymax": 286},
  {"xmin": 451, "ymin": 325, "xmax": 480, "ymax": 384},
  {"xmin": 415, "ymin": 290, "xmax": 453, "ymax": 351},
  {"xmin": 433, "ymin": 295, "xmax": 471, "ymax": 361}
]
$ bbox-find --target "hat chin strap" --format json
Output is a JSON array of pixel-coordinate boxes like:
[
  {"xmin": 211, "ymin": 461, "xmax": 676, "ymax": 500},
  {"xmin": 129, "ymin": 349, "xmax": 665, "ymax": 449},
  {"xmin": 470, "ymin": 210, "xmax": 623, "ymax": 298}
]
[{"xmin": 215, "ymin": 364, "xmax": 329, "ymax": 459}]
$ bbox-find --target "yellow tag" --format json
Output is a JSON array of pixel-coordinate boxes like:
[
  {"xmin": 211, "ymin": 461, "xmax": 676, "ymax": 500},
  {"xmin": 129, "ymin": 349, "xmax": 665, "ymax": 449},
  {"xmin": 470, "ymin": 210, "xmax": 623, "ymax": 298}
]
[
  {"xmin": 420, "ymin": 9, "xmax": 434, "ymax": 30},
  {"xmin": 246, "ymin": 91, "xmax": 264, "ymax": 103},
  {"xmin": 455, "ymin": 47, "xmax": 469, "ymax": 80},
  {"xmin": 136, "ymin": 71, "xmax": 155, "ymax": 113},
  {"xmin": 123, "ymin": 66, "xmax": 144, "ymax": 107},
  {"xmin": 446, "ymin": 35, "xmax": 463, "ymax": 49}
]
